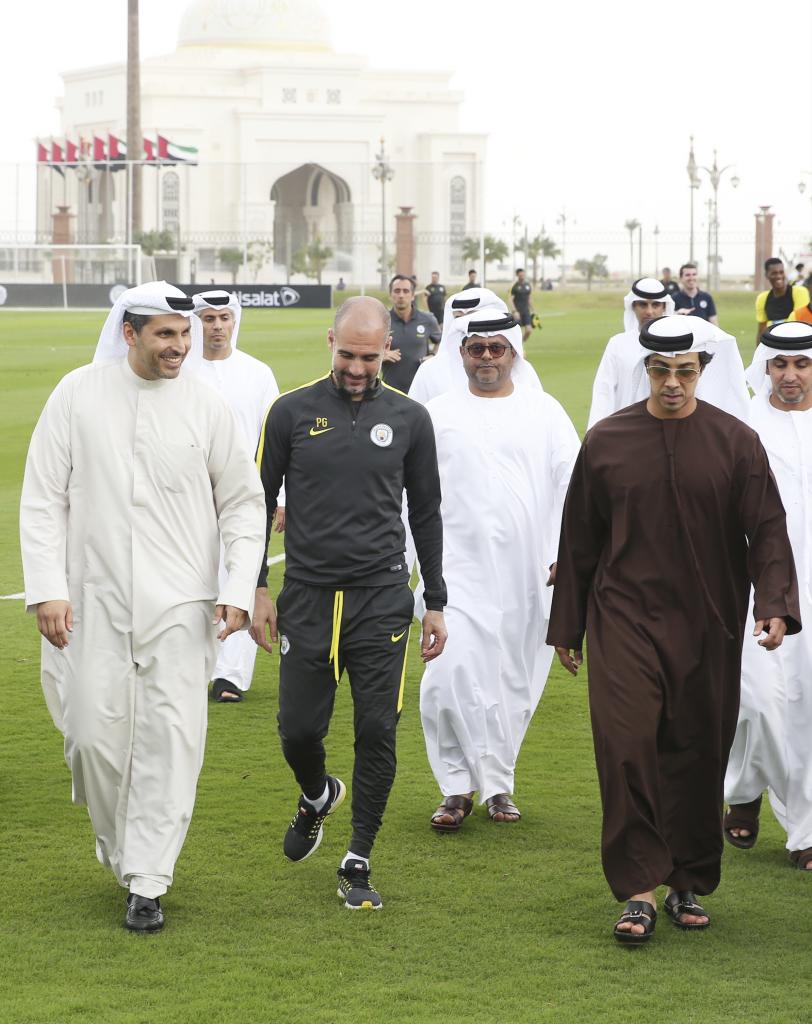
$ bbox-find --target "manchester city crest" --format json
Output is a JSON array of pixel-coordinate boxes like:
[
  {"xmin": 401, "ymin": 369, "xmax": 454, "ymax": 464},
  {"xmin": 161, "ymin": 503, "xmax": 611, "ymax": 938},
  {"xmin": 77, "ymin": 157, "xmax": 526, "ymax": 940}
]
[
  {"xmin": 370, "ymin": 423, "xmax": 394, "ymax": 448},
  {"xmin": 280, "ymin": 635, "xmax": 290, "ymax": 655}
]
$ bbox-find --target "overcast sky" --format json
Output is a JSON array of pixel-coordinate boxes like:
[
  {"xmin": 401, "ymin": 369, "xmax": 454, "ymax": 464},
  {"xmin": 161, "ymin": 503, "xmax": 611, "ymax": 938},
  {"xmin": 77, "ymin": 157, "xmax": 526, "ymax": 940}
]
[{"xmin": 3, "ymin": 0, "xmax": 811, "ymax": 264}]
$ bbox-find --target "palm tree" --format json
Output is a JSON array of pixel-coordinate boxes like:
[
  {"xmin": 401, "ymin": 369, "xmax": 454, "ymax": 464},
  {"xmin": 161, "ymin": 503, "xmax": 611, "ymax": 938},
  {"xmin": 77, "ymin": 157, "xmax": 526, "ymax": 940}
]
[
  {"xmin": 521, "ymin": 233, "xmax": 555, "ymax": 287},
  {"xmin": 461, "ymin": 235, "xmax": 509, "ymax": 286},
  {"xmin": 624, "ymin": 220, "xmax": 640, "ymax": 282},
  {"xmin": 573, "ymin": 254, "xmax": 609, "ymax": 290},
  {"xmin": 126, "ymin": 0, "xmax": 142, "ymax": 238}
]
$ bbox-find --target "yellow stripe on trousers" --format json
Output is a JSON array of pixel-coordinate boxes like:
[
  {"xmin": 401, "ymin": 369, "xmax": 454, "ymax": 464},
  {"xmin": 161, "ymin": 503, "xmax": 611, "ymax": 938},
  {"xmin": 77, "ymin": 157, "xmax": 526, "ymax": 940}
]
[
  {"xmin": 396, "ymin": 625, "xmax": 412, "ymax": 714},
  {"xmin": 328, "ymin": 590, "xmax": 344, "ymax": 683}
]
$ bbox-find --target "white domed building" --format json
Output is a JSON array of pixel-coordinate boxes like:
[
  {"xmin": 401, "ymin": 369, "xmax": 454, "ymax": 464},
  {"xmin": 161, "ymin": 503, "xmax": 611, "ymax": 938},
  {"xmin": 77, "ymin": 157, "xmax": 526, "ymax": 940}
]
[{"xmin": 40, "ymin": 0, "xmax": 487, "ymax": 284}]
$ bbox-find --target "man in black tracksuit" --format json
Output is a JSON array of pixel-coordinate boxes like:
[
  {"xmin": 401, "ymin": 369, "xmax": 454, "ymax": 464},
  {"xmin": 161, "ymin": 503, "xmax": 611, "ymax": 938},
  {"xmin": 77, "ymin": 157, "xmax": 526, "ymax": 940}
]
[{"xmin": 252, "ymin": 295, "xmax": 447, "ymax": 910}]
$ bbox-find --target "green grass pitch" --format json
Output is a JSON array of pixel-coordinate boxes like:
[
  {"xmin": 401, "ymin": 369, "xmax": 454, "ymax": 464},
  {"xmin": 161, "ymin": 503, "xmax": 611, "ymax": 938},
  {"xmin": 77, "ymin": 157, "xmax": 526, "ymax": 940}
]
[{"xmin": 1, "ymin": 291, "xmax": 810, "ymax": 1023}]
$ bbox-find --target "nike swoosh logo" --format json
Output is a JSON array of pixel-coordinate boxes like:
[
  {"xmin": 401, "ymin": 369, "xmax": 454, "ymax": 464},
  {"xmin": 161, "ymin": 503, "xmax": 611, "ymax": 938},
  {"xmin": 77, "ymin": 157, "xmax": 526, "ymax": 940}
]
[
  {"xmin": 391, "ymin": 630, "xmax": 407, "ymax": 643},
  {"xmin": 309, "ymin": 427, "xmax": 335, "ymax": 436}
]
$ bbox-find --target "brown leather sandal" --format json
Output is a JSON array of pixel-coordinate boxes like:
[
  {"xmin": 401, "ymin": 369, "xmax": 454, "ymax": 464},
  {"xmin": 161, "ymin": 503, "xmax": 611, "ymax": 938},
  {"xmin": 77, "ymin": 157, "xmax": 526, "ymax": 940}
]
[
  {"xmin": 486, "ymin": 794, "xmax": 521, "ymax": 822},
  {"xmin": 789, "ymin": 848, "xmax": 812, "ymax": 870},
  {"xmin": 723, "ymin": 795, "xmax": 762, "ymax": 849},
  {"xmin": 430, "ymin": 795, "xmax": 474, "ymax": 833}
]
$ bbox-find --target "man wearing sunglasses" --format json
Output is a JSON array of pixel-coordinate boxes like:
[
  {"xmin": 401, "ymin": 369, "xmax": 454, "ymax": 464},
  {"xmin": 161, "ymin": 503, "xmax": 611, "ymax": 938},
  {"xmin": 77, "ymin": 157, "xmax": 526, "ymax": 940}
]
[
  {"xmin": 549, "ymin": 315, "xmax": 800, "ymax": 945},
  {"xmin": 418, "ymin": 312, "xmax": 579, "ymax": 831}
]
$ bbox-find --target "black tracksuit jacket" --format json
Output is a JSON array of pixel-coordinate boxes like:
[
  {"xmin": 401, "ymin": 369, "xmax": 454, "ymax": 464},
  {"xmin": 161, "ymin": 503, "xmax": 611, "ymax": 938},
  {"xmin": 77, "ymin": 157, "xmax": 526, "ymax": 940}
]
[{"xmin": 256, "ymin": 374, "xmax": 446, "ymax": 610}]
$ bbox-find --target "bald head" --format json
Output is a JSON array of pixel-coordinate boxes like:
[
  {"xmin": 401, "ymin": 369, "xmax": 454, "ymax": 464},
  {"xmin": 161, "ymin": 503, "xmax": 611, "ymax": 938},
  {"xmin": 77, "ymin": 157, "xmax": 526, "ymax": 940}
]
[
  {"xmin": 328, "ymin": 296, "xmax": 392, "ymax": 400},
  {"xmin": 333, "ymin": 295, "xmax": 391, "ymax": 340}
]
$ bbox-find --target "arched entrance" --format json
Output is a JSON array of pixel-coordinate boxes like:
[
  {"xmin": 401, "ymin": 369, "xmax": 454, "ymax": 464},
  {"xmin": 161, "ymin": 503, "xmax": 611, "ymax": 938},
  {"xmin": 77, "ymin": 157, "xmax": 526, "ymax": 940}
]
[{"xmin": 270, "ymin": 163, "xmax": 353, "ymax": 268}]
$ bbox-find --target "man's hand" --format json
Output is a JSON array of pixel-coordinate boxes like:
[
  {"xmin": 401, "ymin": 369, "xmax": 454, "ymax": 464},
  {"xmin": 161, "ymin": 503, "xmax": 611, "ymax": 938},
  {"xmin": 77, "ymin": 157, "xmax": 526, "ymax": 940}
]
[
  {"xmin": 546, "ymin": 562, "xmax": 557, "ymax": 586},
  {"xmin": 382, "ymin": 349, "xmax": 402, "ymax": 363},
  {"xmin": 274, "ymin": 506, "xmax": 286, "ymax": 533},
  {"xmin": 555, "ymin": 646, "xmax": 583, "ymax": 676},
  {"xmin": 421, "ymin": 610, "xmax": 447, "ymax": 662},
  {"xmin": 213, "ymin": 605, "xmax": 248, "ymax": 641},
  {"xmin": 754, "ymin": 617, "xmax": 787, "ymax": 651},
  {"xmin": 36, "ymin": 600, "xmax": 73, "ymax": 649},
  {"xmin": 249, "ymin": 587, "xmax": 278, "ymax": 653}
]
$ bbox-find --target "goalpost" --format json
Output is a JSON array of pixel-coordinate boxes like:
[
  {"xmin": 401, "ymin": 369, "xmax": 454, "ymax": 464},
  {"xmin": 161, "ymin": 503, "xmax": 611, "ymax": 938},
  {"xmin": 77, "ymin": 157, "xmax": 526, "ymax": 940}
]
[{"xmin": 0, "ymin": 243, "xmax": 143, "ymax": 308}]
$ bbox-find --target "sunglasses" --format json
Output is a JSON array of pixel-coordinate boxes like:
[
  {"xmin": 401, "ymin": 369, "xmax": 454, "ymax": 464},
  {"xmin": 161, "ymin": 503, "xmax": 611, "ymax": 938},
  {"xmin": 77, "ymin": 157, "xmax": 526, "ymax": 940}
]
[
  {"xmin": 464, "ymin": 341, "xmax": 512, "ymax": 358},
  {"xmin": 646, "ymin": 365, "xmax": 700, "ymax": 381}
]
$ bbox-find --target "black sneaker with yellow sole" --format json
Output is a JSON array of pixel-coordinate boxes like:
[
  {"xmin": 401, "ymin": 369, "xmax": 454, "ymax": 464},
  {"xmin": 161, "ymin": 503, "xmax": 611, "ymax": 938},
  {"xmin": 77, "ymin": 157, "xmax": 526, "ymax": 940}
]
[
  {"xmin": 336, "ymin": 860, "xmax": 383, "ymax": 910},
  {"xmin": 283, "ymin": 775, "xmax": 346, "ymax": 862}
]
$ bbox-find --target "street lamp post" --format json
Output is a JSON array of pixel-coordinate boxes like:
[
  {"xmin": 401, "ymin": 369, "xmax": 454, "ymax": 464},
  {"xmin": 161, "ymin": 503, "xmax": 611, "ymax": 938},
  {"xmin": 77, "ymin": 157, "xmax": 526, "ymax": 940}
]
[
  {"xmin": 556, "ymin": 211, "xmax": 569, "ymax": 286},
  {"xmin": 698, "ymin": 149, "xmax": 739, "ymax": 291},
  {"xmin": 686, "ymin": 136, "xmax": 700, "ymax": 262},
  {"xmin": 653, "ymin": 224, "xmax": 660, "ymax": 276},
  {"xmin": 371, "ymin": 138, "xmax": 394, "ymax": 290}
]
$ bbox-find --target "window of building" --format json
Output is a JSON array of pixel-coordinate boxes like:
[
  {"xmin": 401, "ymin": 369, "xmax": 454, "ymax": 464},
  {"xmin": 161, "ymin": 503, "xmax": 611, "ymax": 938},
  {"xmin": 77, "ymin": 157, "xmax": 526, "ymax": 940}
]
[
  {"xmin": 449, "ymin": 176, "xmax": 466, "ymax": 275},
  {"xmin": 327, "ymin": 89, "xmax": 341, "ymax": 105},
  {"xmin": 282, "ymin": 88, "xmax": 297, "ymax": 103},
  {"xmin": 162, "ymin": 171, "xmax": 180, "ymax": 233}
]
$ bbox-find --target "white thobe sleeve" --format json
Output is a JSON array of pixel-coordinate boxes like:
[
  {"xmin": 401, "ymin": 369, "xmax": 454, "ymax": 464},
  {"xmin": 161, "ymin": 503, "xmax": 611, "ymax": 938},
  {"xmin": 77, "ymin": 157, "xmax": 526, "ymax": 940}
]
[
  {"xmin": 546, "ymin": 399, "xmax": 581, "ymax": 572},
  {"xmin": 20, "ymin": 379, "xmax": 73, "ymax": 612},
  {"xmin": 586, "ymin": 344, "xmax": 618, "ymax": 429},
  {"xmin": 208, "ymin": 404, "xmax": 267, "ymax": 614},
  {"xmin": 408, "ymin": 363, "xmax": 430, "ymax": 404},
  {"xmin": 261, "ymin": 369, "xmax": 285, "ymax": 508}
]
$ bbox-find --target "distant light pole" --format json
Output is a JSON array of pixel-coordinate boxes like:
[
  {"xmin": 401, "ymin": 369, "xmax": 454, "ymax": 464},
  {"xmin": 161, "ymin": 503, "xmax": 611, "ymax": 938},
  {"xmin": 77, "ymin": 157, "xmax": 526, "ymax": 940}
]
[
  {"xmin": 371, "ymin": 138, "xmax": 394, "ymax": 290},
  {"xmin": 653, "ymin": 224, "xmax": 660, "ymax": 276},
  {"xmin": 686, "ymin": 136, "xmax": 700, "ymax": 262},
  {"xmin": 557, "ymin": 210, "xmax": 570, "ymax": 285},
  {"xmin": 697, "ymin": 149, "xmax": 739, "ymax": 291}
]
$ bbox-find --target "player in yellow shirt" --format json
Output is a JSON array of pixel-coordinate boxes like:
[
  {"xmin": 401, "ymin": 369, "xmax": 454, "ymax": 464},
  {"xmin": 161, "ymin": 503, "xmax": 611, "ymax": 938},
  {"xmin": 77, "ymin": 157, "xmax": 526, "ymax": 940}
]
[{"xmin": 755, "ymin": 258, "xmax": 810, "ymax": 344}]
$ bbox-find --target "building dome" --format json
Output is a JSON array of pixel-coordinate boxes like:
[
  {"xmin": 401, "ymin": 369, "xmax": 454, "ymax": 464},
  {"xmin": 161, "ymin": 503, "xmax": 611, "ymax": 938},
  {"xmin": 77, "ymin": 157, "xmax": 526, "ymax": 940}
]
[{"xmin": 177, "ymin": 0, "xmax": 332, "ymax": 51}]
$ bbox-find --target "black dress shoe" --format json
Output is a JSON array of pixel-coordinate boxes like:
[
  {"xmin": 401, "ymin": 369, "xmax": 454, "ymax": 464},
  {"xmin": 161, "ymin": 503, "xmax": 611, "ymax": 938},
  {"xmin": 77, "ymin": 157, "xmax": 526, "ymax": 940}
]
[{"xmin": 125, "ymin": 893, "xmax": 165, "ymax": 932}]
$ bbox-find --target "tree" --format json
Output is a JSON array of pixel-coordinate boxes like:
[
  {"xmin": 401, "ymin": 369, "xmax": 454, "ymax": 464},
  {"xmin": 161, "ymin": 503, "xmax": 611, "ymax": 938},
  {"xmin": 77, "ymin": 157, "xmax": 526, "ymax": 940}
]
[
  {"xmin": 573, "ymin": 254, "xmax": 609, "ymax": 291},
  {"xmin": 291, "ymin": 236, "xmax": 333, "ymax": 285},
  {"xmin": 522, "ymin": 232, "xmax": 560, "ymax": 286},
  {"xmin": 624, "ymin": 219, "xmax": 640, "ymax": 281},
  {"xmin": 217, "ymin": 247, "xmax": 244, "ymax": 285},
  {"xmin": 135, "ymin": 229, "xmax": 176, "ymax": 255},
  {"xmin": 126, "ymin": 0, "xmax": 142, "ymax": 238},
  {"xmin": 461, "ymin": 235, "xmax": 509, "ymax": 284},
  {"xmin": 247, "ymin": 239, "xmax": 273, "ymax": 282}
]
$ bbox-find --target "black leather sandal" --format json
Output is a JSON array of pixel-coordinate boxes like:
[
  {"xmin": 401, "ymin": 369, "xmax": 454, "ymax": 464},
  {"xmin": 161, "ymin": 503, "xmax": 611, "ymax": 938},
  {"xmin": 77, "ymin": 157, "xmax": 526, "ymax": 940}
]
[
  {"xmin": 724, "ymin": 795, "xmax": 762, "ymax": 849},
  {"xmin": 613, "ymin": 900, "xmax": 656, "ymax": 945},
  {"xmin": 664, "ymin": 890, "xmax": 710, "ymax": 930}
]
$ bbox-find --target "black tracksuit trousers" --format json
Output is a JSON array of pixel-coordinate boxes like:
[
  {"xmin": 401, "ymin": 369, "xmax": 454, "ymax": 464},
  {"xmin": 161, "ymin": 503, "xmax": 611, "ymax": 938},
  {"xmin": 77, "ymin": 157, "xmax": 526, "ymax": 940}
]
[{"xmin": 276, "ymin": 578, "xmax": 415, "ymax": 860}]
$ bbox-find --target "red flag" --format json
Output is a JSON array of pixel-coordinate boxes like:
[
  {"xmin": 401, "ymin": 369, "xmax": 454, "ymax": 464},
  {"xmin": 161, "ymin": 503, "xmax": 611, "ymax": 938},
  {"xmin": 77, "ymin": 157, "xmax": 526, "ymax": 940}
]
[
  {"xmin": 51, "ymin": 141, "xmax": 64, "ymax": 164},
  {"xmin": 93, "ymin": 136, "xmax": 106, "ymax": 162},
  {"xmin": 143, "ymin": 138, "xmax": 156, "ymax": 161},
  {"xmin": 37, "ymin": 141, "xmax": 48, "ymax": 163},
  {"xmin": 108, "ymin": 134, "xmax": 126, "ymax": 160},
  {"xmin": 157, "ymin": 134, "xmax": 171, "ymax": 161},
  {"xmin": 65, "ymin": 140, "xmax": 79, "ymax": 165}
]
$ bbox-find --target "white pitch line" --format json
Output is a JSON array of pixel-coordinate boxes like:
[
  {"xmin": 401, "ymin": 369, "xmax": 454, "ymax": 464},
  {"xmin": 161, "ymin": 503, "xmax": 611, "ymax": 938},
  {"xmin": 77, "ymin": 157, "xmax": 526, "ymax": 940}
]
[{"xmin": 1, "ymin": 555, "xmax": 286, "ymax": 600}]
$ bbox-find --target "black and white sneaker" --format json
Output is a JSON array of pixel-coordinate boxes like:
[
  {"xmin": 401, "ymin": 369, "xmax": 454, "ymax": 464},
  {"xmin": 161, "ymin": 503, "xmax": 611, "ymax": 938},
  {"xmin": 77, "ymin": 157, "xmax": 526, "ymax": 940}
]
[
  {"xmin": 283, "ymin": 775, "xmax": 346, "ymax": 862},
  {"xmin": 125, "ymin": 894, "xmax": 164, "ymax": 933},
  {"xmin": 336, "ymin": 860, "xmax": 383, "ymax": 910}
]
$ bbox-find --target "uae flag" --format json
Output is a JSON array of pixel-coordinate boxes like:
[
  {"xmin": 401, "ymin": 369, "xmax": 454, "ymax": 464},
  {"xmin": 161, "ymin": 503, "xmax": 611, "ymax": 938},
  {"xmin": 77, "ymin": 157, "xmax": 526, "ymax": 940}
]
[
  {"xmin": 51, "ymin": 141, "xmax": 65, "ymax": 177},
  {"xmin": 93, "ymin": 136, "xmax": 107, "ymax": 168},
  {"xmin": 157, "ymin": 135, "xmax": 198, "ymax": 165},
  {"xmin": 143, "ymin": 137, "xmax": 156, "ymax": 162},
  {"xmin": 65, "ymin": 140, "xmax": 79, "ymax": 167},
  {"xmin": 36, "ymin": 140, "xmax": 49, "ymax": 163},
  {"xmin": 108, "ymin": 134, "xmax": 127, "ymax": 171}
]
